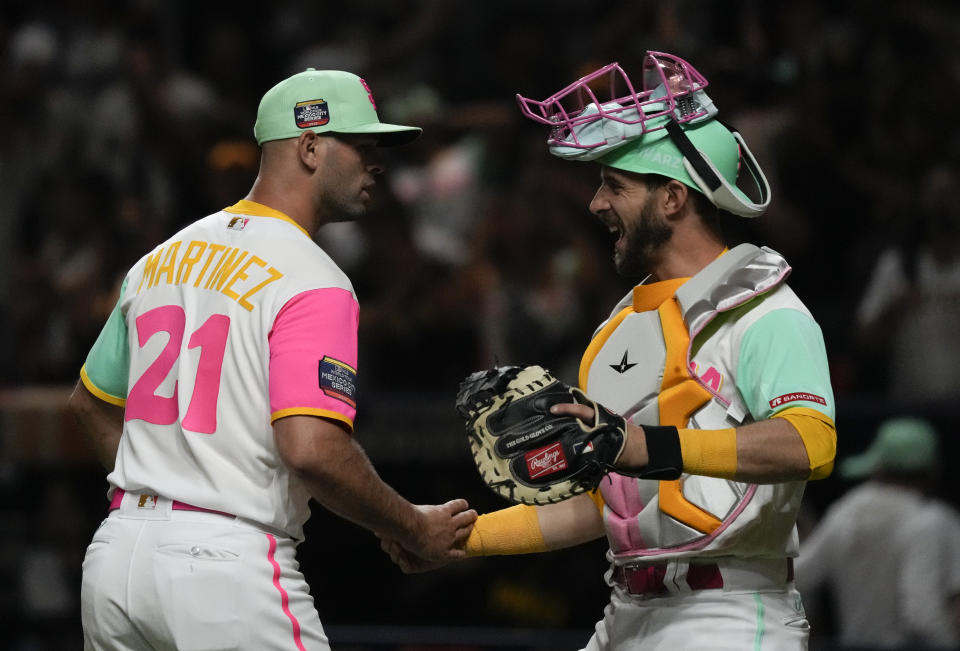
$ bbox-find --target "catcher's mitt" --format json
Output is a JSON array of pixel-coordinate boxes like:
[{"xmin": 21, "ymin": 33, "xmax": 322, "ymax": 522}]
[{"xmin": 456, "ymin": 364, "xmax": 628, "ymax": 505}]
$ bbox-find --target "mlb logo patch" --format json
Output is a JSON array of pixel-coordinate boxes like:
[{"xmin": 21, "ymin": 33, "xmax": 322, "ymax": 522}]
[
  {"xmin": 295, "ymin": 99, "xmax": 330, "ymax": 128},
  {"xmin": 227, "ymin": 216, "xmax": 249, "ymax": 231},
  {"xmin": 525, "ymin": 442, "xmax": 568, "ymax": 479},
  {"xmin": 137, "ymin": 494, "xmax": 159, "ymax": 510},
  {"xmin": 575, "ymin": 441, "xmax": 595, "ymax": 455}
]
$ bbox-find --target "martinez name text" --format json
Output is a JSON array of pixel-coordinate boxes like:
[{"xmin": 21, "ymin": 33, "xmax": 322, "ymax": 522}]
[{"xmin": 136, "ymin": 240, "xmax": 283, "ymax": 311}]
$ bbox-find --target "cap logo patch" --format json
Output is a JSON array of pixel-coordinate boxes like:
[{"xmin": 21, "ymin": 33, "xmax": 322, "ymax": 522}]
[
  {"xmin": 319, "ymin": 356, "xmax": 357, "ymax": 407},
  {"xmin": 359, "ymin": 78, "xmax": 376, "ymax": 109},
  {"xmin": 295, "ymin": 99, "xmax": 330, "ymax": 129},
  {"xmin": 769, "ymin": 392, "xmax": 826, "ymax": 409},
  {"xmin": 525, "ymin": 442, "xmax": 568, "ymax": 479}
]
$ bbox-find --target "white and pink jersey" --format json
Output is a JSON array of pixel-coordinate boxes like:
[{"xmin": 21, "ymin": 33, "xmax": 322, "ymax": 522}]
[{"xmin": 80, "ymin": 200, "xmax": 359, "ymax": 540}]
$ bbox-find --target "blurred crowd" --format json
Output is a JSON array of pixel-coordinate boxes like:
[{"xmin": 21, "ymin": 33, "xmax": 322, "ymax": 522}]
[
  {"xmin": 2, "ymin": 0, "xmax": 960, "ymax": 649},
  {"xmin": 2, "ymin": 0, "xmax": 958, "ymax": 405}
]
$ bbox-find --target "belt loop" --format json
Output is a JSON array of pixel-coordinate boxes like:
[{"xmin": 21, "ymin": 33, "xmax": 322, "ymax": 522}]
[
  {"xmin": 688, "ymin": 562, "xmax": 725, "ymax": 590},
  {"xmin": 668, "ymin": 560, "xmax": 691, "ymax": 594}
]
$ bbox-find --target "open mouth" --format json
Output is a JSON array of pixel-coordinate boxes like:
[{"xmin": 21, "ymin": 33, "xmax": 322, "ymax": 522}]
[
  {"xmin": 601, "ymin": 215, "xmax": 624, "ymax": 247},
  {"xmin": 610, "ymin": 225, "xmax": 623, "ymax": 245}
]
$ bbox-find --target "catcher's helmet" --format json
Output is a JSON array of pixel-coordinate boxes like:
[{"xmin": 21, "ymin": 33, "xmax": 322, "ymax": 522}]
[{"xmin": 516, "ymin": 52, "xmax": 770, "ymax": 217}]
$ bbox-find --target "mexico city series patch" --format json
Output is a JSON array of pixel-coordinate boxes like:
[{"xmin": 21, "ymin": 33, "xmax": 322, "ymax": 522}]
[
  {"xmin": 318, "ymin": 356, "xmax": 356, "ymax": 408},
  {"xmin": 295, "ymin": 99, "xmax": 330, "ymax": 128}
]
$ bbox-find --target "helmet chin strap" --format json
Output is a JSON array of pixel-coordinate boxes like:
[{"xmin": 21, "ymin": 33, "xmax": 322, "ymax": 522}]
[{"xmin": 665, "ymin": 121, "xmax": 771, "ymax": 218}]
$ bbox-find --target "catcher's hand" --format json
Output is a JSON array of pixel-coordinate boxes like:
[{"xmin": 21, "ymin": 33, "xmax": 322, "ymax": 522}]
[{"xmin": 455, "ymin": 364, "xmax": 628, "ymax": 505}]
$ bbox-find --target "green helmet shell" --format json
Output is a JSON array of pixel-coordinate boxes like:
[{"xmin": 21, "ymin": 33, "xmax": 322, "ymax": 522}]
[{"xmin": 598, "ymin": 119, "xmax": 741, "ymax": 196}]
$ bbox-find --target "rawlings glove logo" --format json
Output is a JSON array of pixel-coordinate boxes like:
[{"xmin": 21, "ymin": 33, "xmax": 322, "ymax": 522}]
[{"xmin": 525, "ymin": 442, "xmax": 568, "ymax": 478}]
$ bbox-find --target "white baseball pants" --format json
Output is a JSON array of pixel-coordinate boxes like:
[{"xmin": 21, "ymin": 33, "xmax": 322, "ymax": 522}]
[{"xmin": 81, "ymin": 493, "xmax": 330, "ymax": 651}]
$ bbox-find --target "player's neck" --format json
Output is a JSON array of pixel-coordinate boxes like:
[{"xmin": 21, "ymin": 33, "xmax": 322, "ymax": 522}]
[
  {"xmin": 650, "ymin": 232, "xmax": 725, "ymax": 282},
  {"xmin": 244, "ymin": 178, "xmax": 318, "ymax": 235}
]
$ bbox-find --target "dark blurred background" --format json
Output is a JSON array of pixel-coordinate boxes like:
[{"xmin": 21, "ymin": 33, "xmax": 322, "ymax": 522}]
[{"xmin": 2, "ymin": 1, "xmax": 959, "ymax": 649}]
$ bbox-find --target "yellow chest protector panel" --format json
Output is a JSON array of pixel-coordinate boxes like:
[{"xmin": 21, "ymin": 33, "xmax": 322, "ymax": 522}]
[{"xmin": 656, "ymin": 297, "xmax": 723, "ymax": 533}]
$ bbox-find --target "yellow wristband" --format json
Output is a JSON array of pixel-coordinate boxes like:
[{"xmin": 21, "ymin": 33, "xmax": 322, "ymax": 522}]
[
  {"xmin": 465, "ymin": 504, "xmax": 547, "ymax": 557},
  {"xmin": 678, "ymin": 427, "xmax": 738, "ymax": 479}
]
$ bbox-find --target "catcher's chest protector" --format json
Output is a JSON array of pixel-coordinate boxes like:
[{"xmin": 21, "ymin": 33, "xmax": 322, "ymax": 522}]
[{"xmin": 579, "ymin": 244, "xmax": 795, "ymax": 557}]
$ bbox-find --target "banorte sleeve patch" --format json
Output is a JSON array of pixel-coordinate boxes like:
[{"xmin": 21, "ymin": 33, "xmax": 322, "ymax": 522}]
[
  {"xmin": 769, "ymin": 392, "xmax": 826, "ymax": 409},
  {"xmin": 318, "ymin": 356, "xmax": 357, "ymax": 408}
]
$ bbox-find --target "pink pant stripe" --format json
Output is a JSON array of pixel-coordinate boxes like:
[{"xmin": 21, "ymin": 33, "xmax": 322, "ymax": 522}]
[{"xmin": 266, "ymin": 533, "xmax": 307, "ymax": 651}]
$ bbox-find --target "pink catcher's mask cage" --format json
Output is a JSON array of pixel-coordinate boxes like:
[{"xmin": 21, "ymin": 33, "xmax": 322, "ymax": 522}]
[
  {"xmin": 516, "ymin": 51, "xmax": 771, "ymax": 218},
  {"xmin": 516, "ymin": 52, "xmax": 710, "ymax": 152}
]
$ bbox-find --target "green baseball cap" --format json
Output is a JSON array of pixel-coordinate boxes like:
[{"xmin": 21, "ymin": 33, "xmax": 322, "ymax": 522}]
[
  {"xmin": 599, "ymin": 120, "xmax": 741, "ymax": 199},
  {"xmin": 840, "ymin": 417, "xmax": 940, "ymax": 479},
  {"xmin": 254, "ymin": 68, "xmax": 421, "ymax": 146}
]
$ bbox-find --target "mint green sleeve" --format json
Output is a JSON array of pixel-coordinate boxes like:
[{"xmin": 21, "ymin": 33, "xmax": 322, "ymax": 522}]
[
  {"xmin": 736, "ymin": 308, "xmax": 835, "ymax": 422},
  {"xmin": 81, "ymin": 278, "xmax": 130, "ymax": 404}
]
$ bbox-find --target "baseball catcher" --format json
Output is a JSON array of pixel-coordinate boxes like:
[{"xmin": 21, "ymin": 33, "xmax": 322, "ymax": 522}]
[
  {"xmin": 391, "ymin": 48, "xmax": 839, "ymax": 651},
  {"xmin": 456, "ymin": 364, "xmax": 682, "ymax": 505}
]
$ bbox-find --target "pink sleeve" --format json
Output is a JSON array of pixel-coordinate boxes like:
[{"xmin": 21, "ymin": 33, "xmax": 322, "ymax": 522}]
[{"xmin": 269, "ymin": 288, "xmax": 359, "ymax": 430}]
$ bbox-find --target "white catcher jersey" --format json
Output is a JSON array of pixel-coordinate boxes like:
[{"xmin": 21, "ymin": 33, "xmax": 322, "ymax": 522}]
[
  {"xmin": 580, "ymin": 245, "xmax": 835, "ymax": 562},
  {"xmin": 80, "ymin": 200, "xmax": 360, "ymax": 540}
]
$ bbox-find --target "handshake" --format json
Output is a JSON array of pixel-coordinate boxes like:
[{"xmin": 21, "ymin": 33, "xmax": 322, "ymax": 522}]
[{"xmin": 378, "ymin": 499, "xmax": 476, "ymax": 574}]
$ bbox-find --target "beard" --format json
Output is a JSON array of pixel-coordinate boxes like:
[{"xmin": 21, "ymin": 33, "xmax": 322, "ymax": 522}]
[
  {"xmin": 614, "ymin": 198, "xmax": 673, "ymax": 277},
  {"xmin": 317, "ymin": 186, "xmax": 371, "ymax": 223}
]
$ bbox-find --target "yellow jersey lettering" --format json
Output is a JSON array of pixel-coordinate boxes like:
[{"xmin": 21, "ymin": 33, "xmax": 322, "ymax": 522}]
[
  {"xmin": 194, "ymin": 243, "xmax": 226, "ymax": 288},
  {"xmin": 222, "ymin": 254, "xmax": 259, "ymax": 301},
  {"xmin": 177, "ymin": 240, "xmax": 208, "ymax": 284},
  {"xmin": 138, "ymin": 246, "xmax": 164, "ymax": 293},
  {"xmin": 154, "ymin": 241, "xmax": 182, "ymax": 286},
  {"xmin": 239, "ymin": 262, "xmax": 283, "ymax": 311},
  {"xmin": 211, "ymin": 249, "xmax": 249, "ymax": 292},
  {"xmin": 204, "ymin": 247, "xmax": 234, "ymax": 289},
  {"xmin": 134, "ymin": 238, "xmax": 281, "ymax": 313}
]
